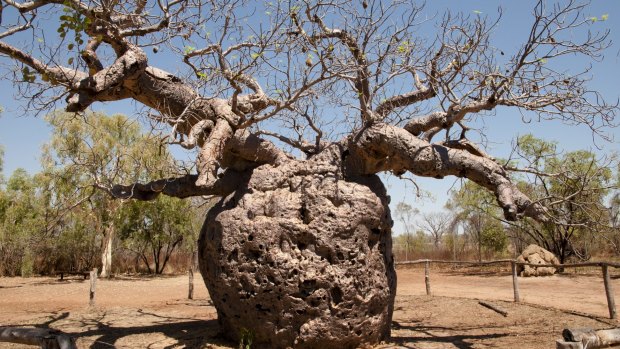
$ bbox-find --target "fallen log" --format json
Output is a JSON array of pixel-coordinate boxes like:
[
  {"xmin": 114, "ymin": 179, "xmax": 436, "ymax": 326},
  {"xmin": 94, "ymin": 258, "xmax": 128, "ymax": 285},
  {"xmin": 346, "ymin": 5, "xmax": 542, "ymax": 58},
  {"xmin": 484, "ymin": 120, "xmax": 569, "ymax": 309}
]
[
  {"xmin": 556, "ymin": 327, "xmax": 620, "ymax": 349},
  {"xmin": 0, "ymin": 327, "xmax": 77, "ymax": 349},
  {"xmin": 478, "ymin": 301, "xmax": 508, "ymax": 317}
]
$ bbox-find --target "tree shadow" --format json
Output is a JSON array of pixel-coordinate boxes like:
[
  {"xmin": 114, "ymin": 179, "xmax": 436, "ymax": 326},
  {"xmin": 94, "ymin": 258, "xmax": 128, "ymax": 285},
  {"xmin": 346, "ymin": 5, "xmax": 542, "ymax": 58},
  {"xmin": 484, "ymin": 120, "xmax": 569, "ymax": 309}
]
[
  {"xmin": 63, "ymin": 311, "xmax": 233, "ymax": 349},
  {"xmin": 0, "ymin": 285, "xmax": 22, "ymax": 289},
  {"xmin": 10, "ymin": 309, "xmax": 233, "ymax": 348},
  {"xmin": 389, "ymin": 321, "xmax": 509, "ymax": 349}
]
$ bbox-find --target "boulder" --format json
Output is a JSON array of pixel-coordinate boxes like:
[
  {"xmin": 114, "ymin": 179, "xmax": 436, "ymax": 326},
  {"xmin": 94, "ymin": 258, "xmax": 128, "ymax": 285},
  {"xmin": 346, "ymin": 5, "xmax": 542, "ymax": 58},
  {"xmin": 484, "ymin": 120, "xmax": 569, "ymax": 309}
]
[{"xmin": 516, "ymin": 244, "xmax": 560, "ymax": 277}]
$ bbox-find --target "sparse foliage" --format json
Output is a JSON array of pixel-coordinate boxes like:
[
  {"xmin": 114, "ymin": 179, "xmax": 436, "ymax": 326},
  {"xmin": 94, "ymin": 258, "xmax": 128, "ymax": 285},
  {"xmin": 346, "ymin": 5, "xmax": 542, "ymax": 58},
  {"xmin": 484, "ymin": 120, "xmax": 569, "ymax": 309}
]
[{"xmin": 0, "ymin": 0, "xmax": 617, "ymax": 346}]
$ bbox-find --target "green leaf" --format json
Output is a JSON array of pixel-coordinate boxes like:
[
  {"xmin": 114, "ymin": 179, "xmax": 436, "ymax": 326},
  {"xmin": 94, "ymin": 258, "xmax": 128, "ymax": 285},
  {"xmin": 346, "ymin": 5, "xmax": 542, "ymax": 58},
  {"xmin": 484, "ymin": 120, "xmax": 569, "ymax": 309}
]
[
  {"xmin": 590, "ymin": 16, "xmax": 598, "ymax": 22},
  {"xmin": 67, "ymin": 57, "xmax": 74, "ymax": 65},
  {"xmin": 250, "ymin": 52, "xmax": 263, "ymax": 59},
  {"xmin": 183, "ymin": 46, "xmax": 196, "ymax": 55},
  {"xmin": 472, "ymin": 10, "xmax": 482, "ymax": 14},
  {"xmin": 601, "ymin": 14, "xmax": 609, "ymax": 21}
]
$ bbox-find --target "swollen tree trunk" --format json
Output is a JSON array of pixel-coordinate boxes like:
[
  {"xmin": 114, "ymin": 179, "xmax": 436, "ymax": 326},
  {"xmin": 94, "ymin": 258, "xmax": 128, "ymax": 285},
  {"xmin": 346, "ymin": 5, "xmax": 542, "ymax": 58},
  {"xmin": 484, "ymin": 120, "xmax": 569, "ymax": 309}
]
[
  {"xmin": 198, "ymin": 146, "xmax": 396, "ymax": 349},
  {"xmin": 100, "ymin": 226, "xmax": 114, "ymax": 278}
]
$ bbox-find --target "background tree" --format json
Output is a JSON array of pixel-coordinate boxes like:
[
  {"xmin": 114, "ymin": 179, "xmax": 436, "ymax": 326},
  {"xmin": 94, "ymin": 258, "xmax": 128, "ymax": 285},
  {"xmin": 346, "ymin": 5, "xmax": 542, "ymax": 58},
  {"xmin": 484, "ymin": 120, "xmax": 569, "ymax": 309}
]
[
  {"xmin": 447, "ymin": 181, "xmax": 509, "ymax": 260},
  {"xmin": 0, "ymin": 169, "xmax": 45, "ymax": 276},
  {"xmin": 419, "ymin": 212, "xmax": 452, "ymax": 250},
  {"xmin": 119, "ymin": 196, "xmax": 196, "ymax": 274},
  {"xmin": 43, "ymin": 111, "xmax": 179, "ymax": 277},
  {"xmin": 0, "ymin": 0, "xmax": 616, "ymax": 347},
  {"xmin": 394, "ymin": 201, "xmax": 418, "ymax": 261},
  {"xmin": 449, "ymin": 135, "xmax": 617, "ymax": 263},
  {"xmin": 505, "ymin": 135, "xmax": 615, "ymax": 263}
]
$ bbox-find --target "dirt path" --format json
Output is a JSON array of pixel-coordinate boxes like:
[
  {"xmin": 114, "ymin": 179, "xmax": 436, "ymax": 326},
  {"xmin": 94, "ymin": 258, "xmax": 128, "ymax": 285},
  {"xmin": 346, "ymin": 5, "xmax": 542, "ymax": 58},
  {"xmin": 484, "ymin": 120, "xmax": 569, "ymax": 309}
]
[
  {"xmin": 0, "ymin": 268, "xmax": 617, "ymax": 348},
  {"xmin": 398, "ymin": 266, "xmax": 618, "ymax": 318}
]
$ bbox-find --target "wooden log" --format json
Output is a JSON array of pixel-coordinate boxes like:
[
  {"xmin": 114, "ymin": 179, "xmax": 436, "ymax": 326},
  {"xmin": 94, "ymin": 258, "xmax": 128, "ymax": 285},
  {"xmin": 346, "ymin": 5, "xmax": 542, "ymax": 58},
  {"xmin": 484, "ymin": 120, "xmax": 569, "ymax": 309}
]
[
  {"xmin": 89, "ymin": 268, "xmax": 97, "ymax": 307},
  {"xmin": 424, "ymin": 260, "xmax": 431, "ymax": 296},
  {"xmin": 511, "ymin": 261, "xmax": 520, "ymax": 303},
  {"xmin": 478, "ymin": 301, "xmax": 508, "ymax": 317},
  {"xmin": 0, "ymin": 327, "xmax": 77, "ymax": 349},
  {"xmin": 602, "ymin": 265, "xmax": 617, "ymax": 319},
  {"xmin": 556, "ymin": 340, "xmax": 583, "ymax": 349},
  {"xmin": 562, "ymin": 328, "xmax": 620, "ymax": 348}
]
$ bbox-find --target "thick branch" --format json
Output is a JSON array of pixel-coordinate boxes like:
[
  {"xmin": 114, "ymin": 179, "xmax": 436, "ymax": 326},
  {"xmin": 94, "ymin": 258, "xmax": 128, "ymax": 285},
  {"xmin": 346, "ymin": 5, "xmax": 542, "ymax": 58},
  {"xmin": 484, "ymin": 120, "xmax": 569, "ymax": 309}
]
[
  {"xmin": 107, "ymin": 171, "xmax": 248, "ymax": 201},
  {"xmin": 404, "ymin": 98, "xmax": 497, "ymax": 138},
  {"xmin": 374, "ymin": 86, "xmax": 436, "ymax": 119},
  {"xmin": 67, "ymin": 45, "xmax": 147, "ymax": 112},
  {"xmin": 3, "ymin": 0, "xmax": 89, "ymax": 13},
  {"xmin": 347, "ymin": 123, "xmax": 548, "ymax": 221},
  {"xmin": 221, "ymin": 130, "xmax": 292, "ymax": 170},
  {"xmin": 196, "ymin": 120, "xmax": 234, "ymax": 187}
]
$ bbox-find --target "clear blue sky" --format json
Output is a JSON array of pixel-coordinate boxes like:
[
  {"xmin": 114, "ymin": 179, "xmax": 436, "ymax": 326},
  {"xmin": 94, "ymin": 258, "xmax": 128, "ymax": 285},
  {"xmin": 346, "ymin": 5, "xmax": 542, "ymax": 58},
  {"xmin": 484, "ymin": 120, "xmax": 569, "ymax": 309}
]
[{"xmin": 0, "ymin": 1, "xmax": 618, "ymax": 234}]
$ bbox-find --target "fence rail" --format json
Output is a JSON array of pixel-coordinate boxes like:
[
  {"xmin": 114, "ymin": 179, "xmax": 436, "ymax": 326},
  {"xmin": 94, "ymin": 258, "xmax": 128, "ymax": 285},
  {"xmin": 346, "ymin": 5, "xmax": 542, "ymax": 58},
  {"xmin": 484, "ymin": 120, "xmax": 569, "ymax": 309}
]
[{"xmin": 395, "ymin": 258, "xmax": 619, "ymax": 319}]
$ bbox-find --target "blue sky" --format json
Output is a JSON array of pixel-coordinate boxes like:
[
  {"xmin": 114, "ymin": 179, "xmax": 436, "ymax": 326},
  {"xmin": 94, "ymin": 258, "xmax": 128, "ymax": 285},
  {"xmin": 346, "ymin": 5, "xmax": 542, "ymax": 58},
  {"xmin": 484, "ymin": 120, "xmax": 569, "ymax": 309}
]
[{"xmin": 0, "ymin": 1, "xmax": 618, "ymax": 234}]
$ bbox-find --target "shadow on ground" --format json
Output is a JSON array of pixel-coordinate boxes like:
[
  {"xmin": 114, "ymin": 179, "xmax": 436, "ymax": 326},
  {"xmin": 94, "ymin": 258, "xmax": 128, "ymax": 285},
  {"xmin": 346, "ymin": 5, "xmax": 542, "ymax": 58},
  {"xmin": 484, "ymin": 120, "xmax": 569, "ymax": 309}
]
[
  {"xmin": 390, "ymin": 321, "xmax": 509, "ymax": 349},
  {"xmin": 11, "ymin": 309, "xmax": 233, "ymax": 349},
  {"xmin": 74, "ymin": 318, "xmax": 231, "ymax": 349}
]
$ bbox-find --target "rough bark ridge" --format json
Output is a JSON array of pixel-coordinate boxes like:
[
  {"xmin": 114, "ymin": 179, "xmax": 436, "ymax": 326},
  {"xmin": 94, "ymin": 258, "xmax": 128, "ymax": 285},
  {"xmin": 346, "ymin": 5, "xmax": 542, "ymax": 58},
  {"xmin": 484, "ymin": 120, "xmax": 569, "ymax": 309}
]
[{"xmin": 198, "ymin": 146, "xmax": 396, "ymax": 348}]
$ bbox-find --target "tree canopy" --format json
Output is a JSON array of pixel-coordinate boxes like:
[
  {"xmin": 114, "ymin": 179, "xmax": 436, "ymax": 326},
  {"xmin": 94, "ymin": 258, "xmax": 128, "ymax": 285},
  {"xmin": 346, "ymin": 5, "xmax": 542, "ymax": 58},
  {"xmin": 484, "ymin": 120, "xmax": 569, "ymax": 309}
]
[
  {"xmin": 0, "ymin": 112, "xmax": 201, "ymax": 276},
  {"xmin": 0, "ymin": 0, "xmax": 616, "ymax": 225}
]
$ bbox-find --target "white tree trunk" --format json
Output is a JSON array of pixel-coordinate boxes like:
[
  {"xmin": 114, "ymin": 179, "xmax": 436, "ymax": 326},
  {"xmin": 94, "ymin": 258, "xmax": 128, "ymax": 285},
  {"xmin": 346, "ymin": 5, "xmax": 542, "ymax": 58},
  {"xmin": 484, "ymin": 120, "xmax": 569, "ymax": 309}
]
[{"xmin": 100, "ymin": 226, "xmax": 114, "ymax": 278}]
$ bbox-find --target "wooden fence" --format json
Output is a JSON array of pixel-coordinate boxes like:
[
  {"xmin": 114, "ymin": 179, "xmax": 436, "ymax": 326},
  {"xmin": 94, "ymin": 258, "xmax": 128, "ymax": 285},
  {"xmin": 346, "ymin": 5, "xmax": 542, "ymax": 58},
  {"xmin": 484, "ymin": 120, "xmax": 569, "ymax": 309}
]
[{"xmin": 396, "ymin": 259, "xmax": 620, "ymax": 319}]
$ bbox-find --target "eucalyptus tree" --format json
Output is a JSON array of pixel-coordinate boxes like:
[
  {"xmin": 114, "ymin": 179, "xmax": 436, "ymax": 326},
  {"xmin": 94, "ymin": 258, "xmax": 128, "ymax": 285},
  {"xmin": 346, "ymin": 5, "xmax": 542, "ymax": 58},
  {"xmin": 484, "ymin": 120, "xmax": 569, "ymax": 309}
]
[
  {"xmin": 0, "ymin": 0, "xmax": 616, "ymax": 347},
  {"xmin": 43, "ymin": 111, "xmax": 177, "ymax": 277},
  {"xmin": 394, "ymin": 201, "xmax": 418, "ymax": 260},
  {"xmin": 450, "ymin": 136, "xmax": 617, "ymax": 263},
  {"xmin": 419, "ymin": 212, "xmax": 452, "ymax": 250},
  {"xmin": 507, "ymin": 135, "xmax": 616, "ymax": 263},
  {"xmin": 0, "ymin": 169, "xmax": 44, "ymax": 276},
  {"xmin": 447, "ymin": 181, "xmax": 509, "ymax": 260},
  {"xmin": 119, "ymin": 195, "xmax": 196, "ymax": 274}
]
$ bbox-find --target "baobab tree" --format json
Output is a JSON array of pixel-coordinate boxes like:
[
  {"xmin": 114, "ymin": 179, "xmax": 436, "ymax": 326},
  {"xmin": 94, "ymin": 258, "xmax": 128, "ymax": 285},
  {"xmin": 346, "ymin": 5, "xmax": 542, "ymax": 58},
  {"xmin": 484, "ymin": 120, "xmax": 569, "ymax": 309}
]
[{"xmin": 0, "ymin": 0, "xmax": 616, "ymax": 347}]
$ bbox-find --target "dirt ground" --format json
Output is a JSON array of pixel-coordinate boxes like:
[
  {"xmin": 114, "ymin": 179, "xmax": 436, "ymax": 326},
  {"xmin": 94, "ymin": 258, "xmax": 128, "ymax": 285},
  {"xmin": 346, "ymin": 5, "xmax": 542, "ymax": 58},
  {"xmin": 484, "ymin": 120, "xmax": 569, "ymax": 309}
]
[{"xmin": 1, "ymin": 266, "xmax": 618, "ymax": 348}]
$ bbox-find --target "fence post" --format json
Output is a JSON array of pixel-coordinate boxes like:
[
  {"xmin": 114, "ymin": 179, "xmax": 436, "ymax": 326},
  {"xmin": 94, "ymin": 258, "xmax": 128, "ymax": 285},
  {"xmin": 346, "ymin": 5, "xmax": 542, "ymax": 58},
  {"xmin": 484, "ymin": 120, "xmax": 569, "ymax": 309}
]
[
  {"xmin": 511, "ymin": 261, "xmax": 520, "ymax": 303},
  {"xmin": 89, "ymin": 268, "xmax": 97, "ymax": 307},
  {"xmin": 188, "ymin": 267, "xmax": 194, "ymax": 300},
  {"xmin": 188, "ymin": 250, "xmax": 197, "ymax": 300},
  {"xmin": 425, "ymin": 260, "xmax": 431, "ymax": 296},
  {"xmin": 602, "ymin": 264, "xmax": 617, "ymax": 319}
]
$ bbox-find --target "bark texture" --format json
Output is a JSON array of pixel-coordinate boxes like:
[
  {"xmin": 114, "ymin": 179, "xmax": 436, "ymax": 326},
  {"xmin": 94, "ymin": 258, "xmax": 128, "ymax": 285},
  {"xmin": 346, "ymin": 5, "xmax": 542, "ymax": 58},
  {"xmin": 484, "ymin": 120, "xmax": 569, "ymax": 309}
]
[
  {"xmin": 100, "ymin": 226, "xmax": 114, "ymax": 278},
  {"xmin": 0, "ymin": 1, "xmax": 611, "ymax": 347},
  {"xmin": 198, "ymin": 146, "xmax": 396, "ymax": 348}
]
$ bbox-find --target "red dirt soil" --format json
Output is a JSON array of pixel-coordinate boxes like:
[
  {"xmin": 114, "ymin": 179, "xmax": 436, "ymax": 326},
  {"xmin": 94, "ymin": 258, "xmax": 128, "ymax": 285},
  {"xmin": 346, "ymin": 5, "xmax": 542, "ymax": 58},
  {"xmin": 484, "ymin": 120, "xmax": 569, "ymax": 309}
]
[{"xmin": 1, "ymin": 266, "xmax": 618, "ymax": 348}]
